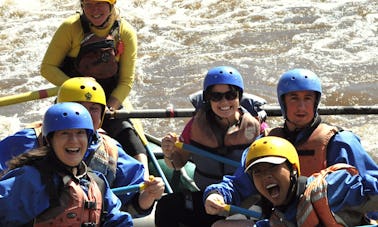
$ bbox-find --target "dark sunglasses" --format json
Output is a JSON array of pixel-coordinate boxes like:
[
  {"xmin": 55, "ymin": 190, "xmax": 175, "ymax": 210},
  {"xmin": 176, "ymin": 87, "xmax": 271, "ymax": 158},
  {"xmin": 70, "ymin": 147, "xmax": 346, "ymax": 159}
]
[{"xmin": 208, "ymin": 90, "xmax": 238, "ymax": 102}]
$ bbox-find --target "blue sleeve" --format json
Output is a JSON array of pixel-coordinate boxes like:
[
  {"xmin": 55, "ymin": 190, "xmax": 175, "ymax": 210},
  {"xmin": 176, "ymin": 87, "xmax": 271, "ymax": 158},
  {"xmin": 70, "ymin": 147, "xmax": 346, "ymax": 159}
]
[
  {"xmin": 0, "ymin": 128, "xmax": 39, "ymax": 171},
  {"xmin": 327, "ymin": 131, "xmax": 378, "ymax": 178},
  {"xmin": 98, "ymin": 173, "xmax": 133, "ymax": 226},
  {"xmin": 112, "ymin": 141, "xmax": 145, "ymax": 205},
  {"xmin": 0, "ymin": 166, "xmax": 50, "ymax": 226},
  {"xmin": 326, "ymin": 168, "xmax": 378, "ymax": 213},
  {"xmin": 204, "ymin": 148, "xmax": 258, "ymax": 205}
]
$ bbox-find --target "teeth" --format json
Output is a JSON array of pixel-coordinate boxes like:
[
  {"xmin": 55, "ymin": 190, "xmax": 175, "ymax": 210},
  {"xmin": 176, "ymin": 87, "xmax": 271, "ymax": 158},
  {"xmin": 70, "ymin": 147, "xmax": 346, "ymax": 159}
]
[
  {"xmin": 266, "ymin": 183, "xmax": 277, "ymax": 189},
  {"xmin": 66, "ymin": 148, "xmax": 80, "ymax": 153},
  {"xmin": 220, "ymin": 106, "xmax": 231, "ymax": 111}
]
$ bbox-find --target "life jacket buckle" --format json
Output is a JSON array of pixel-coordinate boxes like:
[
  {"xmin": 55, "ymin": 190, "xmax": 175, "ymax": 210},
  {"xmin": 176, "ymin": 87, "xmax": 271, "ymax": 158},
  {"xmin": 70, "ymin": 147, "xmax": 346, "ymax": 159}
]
[{"xmin": 84, "ymin": 201, "xmax": 97, "ymax": 210}]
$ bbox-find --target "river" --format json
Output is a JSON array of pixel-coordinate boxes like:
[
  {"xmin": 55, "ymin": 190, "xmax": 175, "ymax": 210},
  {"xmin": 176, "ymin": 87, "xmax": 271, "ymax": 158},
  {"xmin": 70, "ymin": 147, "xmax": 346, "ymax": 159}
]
[{"xmin": 0, "ymin": 0, "xmax": 377, "ymax": 160}]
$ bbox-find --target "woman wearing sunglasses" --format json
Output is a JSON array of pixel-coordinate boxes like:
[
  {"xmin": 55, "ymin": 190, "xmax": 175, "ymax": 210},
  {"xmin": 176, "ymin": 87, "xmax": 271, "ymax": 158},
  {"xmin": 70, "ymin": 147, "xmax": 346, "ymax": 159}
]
[{"xmin": 155, "ymin": 66, "xmax": 261, "ymax": 227}]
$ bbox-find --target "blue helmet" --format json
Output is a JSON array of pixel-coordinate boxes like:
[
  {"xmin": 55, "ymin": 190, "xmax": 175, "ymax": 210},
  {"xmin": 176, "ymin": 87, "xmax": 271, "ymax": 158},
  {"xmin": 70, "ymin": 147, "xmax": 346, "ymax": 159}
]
[
  {"xmin": 277, "ymin": 68, "xmax": 322, "ymax": 119},
  {"xmin": 42, "ymin": 102, "xmax": 94, "ymax": 143},
  {"xmin": 203, "ymin": 66, "xmax": 244, "ymax": 93}
]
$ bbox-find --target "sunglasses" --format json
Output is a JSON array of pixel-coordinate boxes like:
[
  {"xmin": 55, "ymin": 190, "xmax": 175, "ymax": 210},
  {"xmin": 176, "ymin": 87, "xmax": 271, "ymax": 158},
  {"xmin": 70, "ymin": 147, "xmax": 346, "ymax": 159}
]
[{"xmin": 208, "ymin": 90, "xmax": 238, "ymax": 102}]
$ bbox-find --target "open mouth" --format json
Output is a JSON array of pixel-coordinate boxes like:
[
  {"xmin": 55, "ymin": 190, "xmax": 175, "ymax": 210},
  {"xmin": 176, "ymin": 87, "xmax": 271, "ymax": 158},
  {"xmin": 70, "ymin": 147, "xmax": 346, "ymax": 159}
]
[
  {"xmin": 91, "ymin": 14, "xmax": 103, "ymax": 19},
  {"xmin": 65, "ymin": 148, "xmax": 80, "ymax": 153},
  {"xmin": 266, "ymin": 183, "xmax": 280, "ymax": 199}
]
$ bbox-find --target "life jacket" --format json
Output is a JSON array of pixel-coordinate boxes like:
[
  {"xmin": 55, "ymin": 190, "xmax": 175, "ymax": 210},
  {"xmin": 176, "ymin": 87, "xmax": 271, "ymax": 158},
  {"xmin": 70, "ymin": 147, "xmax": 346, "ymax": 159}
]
[
  {"xmin": 187, "ymin": 108, "xmax": 259, "ymax": 190},
  {"xmin": 296, "ymin": 163, "xmax": 359, "ymax": 227},
  {"xmin": 61, "ymin": 15, "xmax": 124, "ymax": 99},
  {"xmin": 34, "ymin": 171, "xmax": 103, "ymax": 226},
  {"xmin": 86, "ymin": 133, "xmax": 119, "ymax": 186},
  {"xmin": 28, "ymin": 123, "xmax": 119, "ymax": 186},
  {"xmin": 267, "ymin": 123, "xmax": 339, "ymax": 176}
]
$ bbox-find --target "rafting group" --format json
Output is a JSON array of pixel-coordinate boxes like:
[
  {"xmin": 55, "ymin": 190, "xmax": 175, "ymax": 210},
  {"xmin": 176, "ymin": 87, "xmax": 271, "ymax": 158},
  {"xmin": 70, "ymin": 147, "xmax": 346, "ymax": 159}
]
[{"xmin": 0, "ymin": 0, "xmax": 377, "ymax": 226}]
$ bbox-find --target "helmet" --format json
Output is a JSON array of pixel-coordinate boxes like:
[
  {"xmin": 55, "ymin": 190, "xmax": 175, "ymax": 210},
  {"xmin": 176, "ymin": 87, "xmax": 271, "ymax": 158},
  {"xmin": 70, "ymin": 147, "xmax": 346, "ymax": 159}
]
[
  {"xmin": 57, "ymin": 77, "xmax": 107, "ymax": 125},
  {"xmin": 81, "ymin": 0, "xmax": 116, "ymax": 4},
  {"xmin": 245, "ymin": 136, "xmax": 300, "ymax": 175},
  {"xmin": 42, "ymin": 102, "xmax": 95, "ymax": 143},
  {"xmin": 203, "ymin": 66, "xmax": 244, "ymax": 93},
  {"xmin": 277, "ymin": 68, "xmax": 322, "ymax": 119}
]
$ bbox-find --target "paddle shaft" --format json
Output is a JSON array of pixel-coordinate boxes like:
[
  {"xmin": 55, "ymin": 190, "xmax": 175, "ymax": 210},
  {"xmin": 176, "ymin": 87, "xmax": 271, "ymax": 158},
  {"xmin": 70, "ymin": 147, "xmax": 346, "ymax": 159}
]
[
  {"xmin": 0, "ymin": 87, "xmax": 59, "ymax": 107},
  {"xmin": 106, "ymin": 105, "xmax": 378, "ymax": 119},
  {"xmin": 112, "ymin": 183, "xmax": 146, "ymax": 195},
  {"xmin": 124, "ymin": 99, "xmax": 174, "ymax": 194},
  {"xmin": 175, "ymin": 142, "xmax": 241, "ymax": 168},
  {"xmin": 224, "ymin": 204, "xmax": 262, "ymax": 219}
]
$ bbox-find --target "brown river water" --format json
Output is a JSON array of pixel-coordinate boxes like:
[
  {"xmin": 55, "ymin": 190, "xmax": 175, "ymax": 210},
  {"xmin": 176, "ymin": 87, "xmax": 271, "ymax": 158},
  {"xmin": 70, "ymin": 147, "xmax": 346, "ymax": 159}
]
[{"xmin": 0, "ymin": 0, "xmax": 377, "ymax": 160}]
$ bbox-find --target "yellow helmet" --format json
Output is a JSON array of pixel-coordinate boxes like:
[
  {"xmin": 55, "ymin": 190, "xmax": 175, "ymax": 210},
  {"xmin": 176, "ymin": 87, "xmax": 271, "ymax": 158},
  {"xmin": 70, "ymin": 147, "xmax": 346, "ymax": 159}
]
[
  {"xmin": 57, "ymin": 77, "xmax": 107, "ymax": 125},
  {"xmin": 245, "ymin": 136, "xmax": 300, "ymax": 175}
]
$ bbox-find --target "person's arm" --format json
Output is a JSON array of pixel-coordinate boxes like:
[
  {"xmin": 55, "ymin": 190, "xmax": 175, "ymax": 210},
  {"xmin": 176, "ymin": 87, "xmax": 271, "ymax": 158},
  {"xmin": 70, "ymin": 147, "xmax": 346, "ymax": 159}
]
[
  {"xmin": 0, "ymin": 166, "xmax": 50, "ymax": 226},
  {"xmin": 0, "ymin": 128, "xmax": 40, "ymax": 171},
  {"xmin": 138, "ymin": 176, "xmax": 165, "ymax": 210},
  {"xmin": 107, "ymin": 19, "xmax": 137, "ymax": 109},
  {"xmin": 110, "ymin": 142, "xmax": 159, "ymax": 216},
  {"xmin": 40, "ymin": 15, "xmax": 83, "ymax": 86},
  {"xmin": 98, "ymin": 173, "xmax": 133, "ymax": 226},
  {"xmin": 161, "ymin": 118, "xmax": 193, "ymax": 170},
  {"xmin": 204, "ymin": 149, "xmax": 258, "ymax": 211},
  {"xmin": 112, "ymin": 143, "xmax": 145, "ymax": 205},
  {"xmin": 326, "ymin": 168, "xmax": 378, "ymax": 214},
  {"xmin": 327, "ymin": 131, "xmax": 378, "ymax": 178}
]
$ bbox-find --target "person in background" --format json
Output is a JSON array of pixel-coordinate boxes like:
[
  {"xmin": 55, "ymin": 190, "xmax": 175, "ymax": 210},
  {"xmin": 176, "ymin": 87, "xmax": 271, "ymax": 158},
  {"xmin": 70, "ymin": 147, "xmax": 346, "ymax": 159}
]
[
  {"xmin": 0, "ymin": 77, "xmax": 164, "ymax": 217},
  {"xmin": 40, "ymin": 0, "xmax": 150, "ymax": 178},
  {"xmin": 0, "ymin": 102, "xmax": 133, "ymax": 226},
  {"xmin": 204, "ymin": 68, "xmax": 378, "ymax": 224},
  {"xmin": 155, "ymin": 66, "xmax": 261, "ymax": 227},
  {"xmin": 212, "ymin": 136, "xmax": 378, "ymax": 226}
]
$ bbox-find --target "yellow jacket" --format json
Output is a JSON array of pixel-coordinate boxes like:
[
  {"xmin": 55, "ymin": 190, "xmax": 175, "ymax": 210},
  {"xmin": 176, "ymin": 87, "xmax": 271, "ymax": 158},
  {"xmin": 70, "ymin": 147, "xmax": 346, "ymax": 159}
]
[{"xmin": 40, "ymin": 13, "xmax": 137, "ymax": 104}]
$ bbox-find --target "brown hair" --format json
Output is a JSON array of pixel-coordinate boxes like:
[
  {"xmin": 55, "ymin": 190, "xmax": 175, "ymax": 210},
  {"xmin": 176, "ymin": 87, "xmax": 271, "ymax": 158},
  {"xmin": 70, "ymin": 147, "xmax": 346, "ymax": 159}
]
[{"xmin": 0, "ymin": 146, "xmax": 51, "ymax": 177}]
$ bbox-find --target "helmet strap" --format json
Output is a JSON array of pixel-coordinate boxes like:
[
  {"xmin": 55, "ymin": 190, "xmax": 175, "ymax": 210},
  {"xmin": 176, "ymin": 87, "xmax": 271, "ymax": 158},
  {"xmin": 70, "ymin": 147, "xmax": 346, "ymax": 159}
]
[{"xmin": 282, "ymin": 164, "xmax": 299, "ymax": 206}]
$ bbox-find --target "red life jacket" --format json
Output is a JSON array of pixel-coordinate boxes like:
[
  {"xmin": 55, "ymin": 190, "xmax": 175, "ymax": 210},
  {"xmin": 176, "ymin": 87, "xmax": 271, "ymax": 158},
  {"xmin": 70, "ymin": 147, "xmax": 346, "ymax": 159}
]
[
  {"xmin": 267, "ymin": 123, "xmax": 338, "ymax": 176},
  {"xmin": 75, "ymin": 16, "xmax": 122, "ymax": 80},
  {"xmin": 269, "ymin": 164, "xmax": 358, "ymax": 227},
  {"xmin": 34, "ymin": 169, "xmax": 103, "ymax": 226},
  {"xmin": 296, "ymin": 163, "xmax": 359, "ymax": 227},
  {"xmin": 184, "ymin": 108, "xmax": 260, "ymax": 189}
]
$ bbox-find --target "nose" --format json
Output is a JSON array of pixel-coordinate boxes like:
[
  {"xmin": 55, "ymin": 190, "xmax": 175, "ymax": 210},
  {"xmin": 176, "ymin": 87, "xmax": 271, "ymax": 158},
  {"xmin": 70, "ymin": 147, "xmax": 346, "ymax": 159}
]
[
  {"xmin": 67, "ymin": 133, "xmax": 80, "ymax": 142},
  {"xmin": 298, "ymin": 99, "xmax": 306, "ymax": 107}
]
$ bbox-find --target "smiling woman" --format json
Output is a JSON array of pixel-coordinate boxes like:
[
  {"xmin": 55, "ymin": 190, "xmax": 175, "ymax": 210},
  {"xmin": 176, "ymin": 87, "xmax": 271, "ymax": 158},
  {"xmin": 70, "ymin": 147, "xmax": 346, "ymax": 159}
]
[
  {"xmin": 155, "ymin": 66, "xmax": 262, "ymax": 227},
  {"xmin": 0, "ymin": 102, "xmax": 133, "ymax": 226},
  {"xmin": 42, "ymin": 102, "xmax": 94, "ymax": 167}
]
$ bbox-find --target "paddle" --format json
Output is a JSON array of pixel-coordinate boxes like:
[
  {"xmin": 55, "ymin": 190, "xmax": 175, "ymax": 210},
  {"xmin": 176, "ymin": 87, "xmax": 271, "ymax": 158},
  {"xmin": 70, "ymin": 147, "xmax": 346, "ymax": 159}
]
[
  {"xmin": 112, "ymin": 183, "xmax": 146, "ymax": 195},
  {"xmin": 106, "ymin": 105, "xmax": 378, "ymax": 119},
  {"xmin": 223, "ymin": 204, "xmax": 262, "ymax": 219},
  {"xmin": 175, "ymin": 142, "xmax": 241, "ymax": 168},
  {"xmin": 122, "ymin": 99, "xmax": 173, "ymax": 194},
  {"xmin": 0, "ymin": 87, "xmax": 59, "ymax": 107},
  {"xmin": 112, "ymin": 175, "xmax": 155, "ymax": 195}
]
